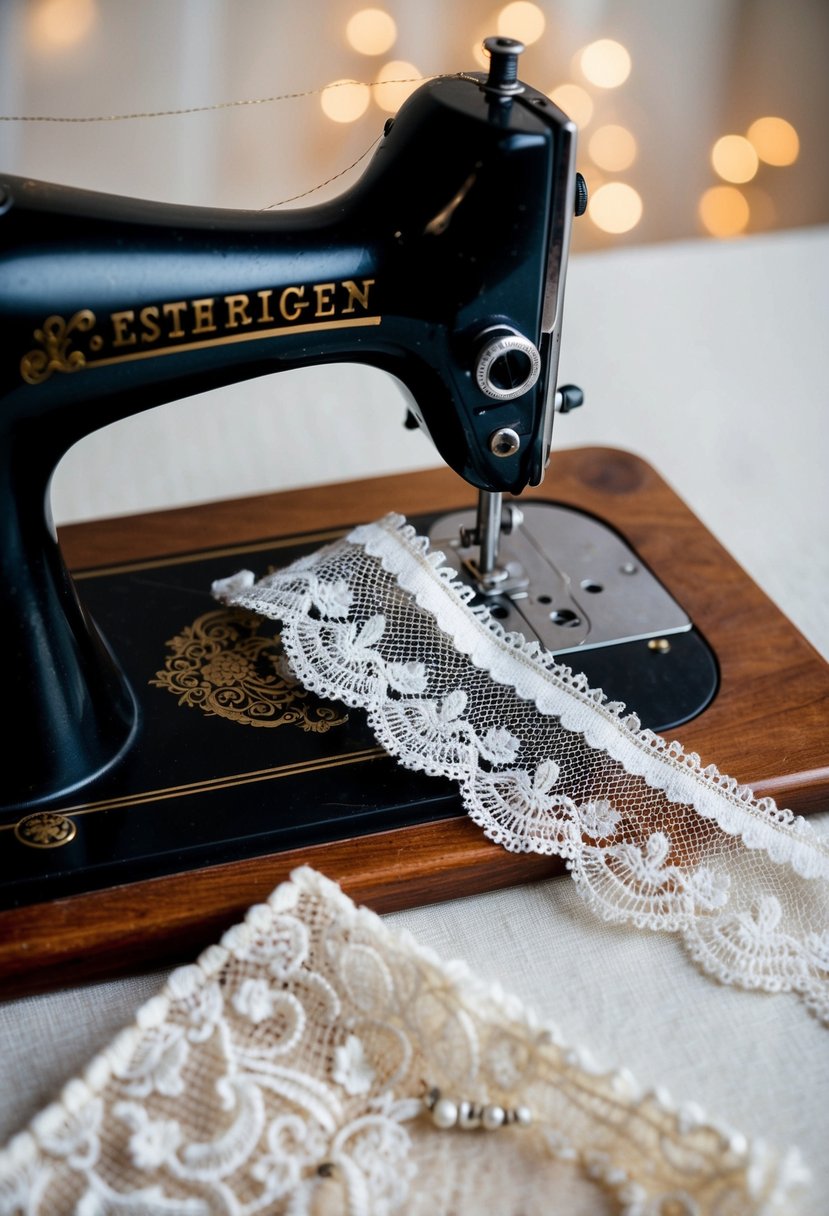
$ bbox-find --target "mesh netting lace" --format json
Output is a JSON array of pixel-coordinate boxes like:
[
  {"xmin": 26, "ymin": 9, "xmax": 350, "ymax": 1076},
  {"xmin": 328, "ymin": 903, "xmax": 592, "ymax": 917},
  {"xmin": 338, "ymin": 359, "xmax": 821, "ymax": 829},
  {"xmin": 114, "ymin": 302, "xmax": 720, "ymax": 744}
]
[
  {"xmin": 4, "ymin": 513, "xmax": 824, "ymax": 1215},
  {"xmin": 213, "ymin": 513, "xmax": 829, "ymax": 1024},
  {"xmin": 0, "ymin": 868, "xmax": 808, "ymax": 1215}
]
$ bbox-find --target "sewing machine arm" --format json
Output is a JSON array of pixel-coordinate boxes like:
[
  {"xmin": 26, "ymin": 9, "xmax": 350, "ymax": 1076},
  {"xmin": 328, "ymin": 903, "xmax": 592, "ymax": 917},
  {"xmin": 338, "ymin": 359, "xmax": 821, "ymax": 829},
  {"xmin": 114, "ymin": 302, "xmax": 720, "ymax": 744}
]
[{"xmin": 0, "ymin": 51, "xmax": 577, "ymax": 808}]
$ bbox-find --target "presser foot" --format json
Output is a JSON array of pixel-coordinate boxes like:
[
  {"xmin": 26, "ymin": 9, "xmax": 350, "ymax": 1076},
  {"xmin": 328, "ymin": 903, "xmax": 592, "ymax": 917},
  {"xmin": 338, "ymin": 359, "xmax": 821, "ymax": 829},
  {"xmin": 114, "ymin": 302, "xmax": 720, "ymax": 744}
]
[{"xmin": 429, "ymin": 499, "xmax": 718, "ymax": 728}]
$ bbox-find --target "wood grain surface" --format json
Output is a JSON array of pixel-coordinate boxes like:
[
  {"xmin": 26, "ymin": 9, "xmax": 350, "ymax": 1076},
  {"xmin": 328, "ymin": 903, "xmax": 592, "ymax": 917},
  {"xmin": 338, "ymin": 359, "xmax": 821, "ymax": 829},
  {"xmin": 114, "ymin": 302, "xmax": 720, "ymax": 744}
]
[{"xmin": 2, "ymin": 447, "xmax": 827, "ymax": 997}]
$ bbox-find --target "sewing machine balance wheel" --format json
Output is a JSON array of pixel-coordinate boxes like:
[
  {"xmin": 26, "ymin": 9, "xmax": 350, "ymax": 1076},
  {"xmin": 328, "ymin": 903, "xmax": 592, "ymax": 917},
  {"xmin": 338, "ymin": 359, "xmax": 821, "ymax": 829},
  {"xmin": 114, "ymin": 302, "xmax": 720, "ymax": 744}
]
[{"xmin": 0, "ymin": 37, "xmax": 827, "ymax": 995}]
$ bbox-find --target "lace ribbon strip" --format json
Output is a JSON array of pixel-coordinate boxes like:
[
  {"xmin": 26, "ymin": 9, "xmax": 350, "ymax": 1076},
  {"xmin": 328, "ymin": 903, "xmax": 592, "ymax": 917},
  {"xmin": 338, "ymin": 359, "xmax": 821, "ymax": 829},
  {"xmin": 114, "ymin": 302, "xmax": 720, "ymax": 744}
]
[
  {"xmin": 213, "ymin": 513, "xmax": 829, "ymax": 1024},
  {"xmin": 0, "ymin": 868, "xmax": 808, "ymax": 1215}
]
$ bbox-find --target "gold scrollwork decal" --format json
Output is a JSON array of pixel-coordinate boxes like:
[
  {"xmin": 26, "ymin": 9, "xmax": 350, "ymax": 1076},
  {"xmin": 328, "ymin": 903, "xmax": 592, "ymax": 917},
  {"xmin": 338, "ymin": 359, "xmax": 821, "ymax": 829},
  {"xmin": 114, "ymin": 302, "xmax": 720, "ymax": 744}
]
[
  {"xmin": 20, "ymin": 309, "xmax": 97, "ymax": 385},
  {"xmin": 151, "ymin": 606, "xmax": 347, "ymax": 732},
  {"xmin": 15, "ymin": 811, "xmax": 78, "ymax": 848}
]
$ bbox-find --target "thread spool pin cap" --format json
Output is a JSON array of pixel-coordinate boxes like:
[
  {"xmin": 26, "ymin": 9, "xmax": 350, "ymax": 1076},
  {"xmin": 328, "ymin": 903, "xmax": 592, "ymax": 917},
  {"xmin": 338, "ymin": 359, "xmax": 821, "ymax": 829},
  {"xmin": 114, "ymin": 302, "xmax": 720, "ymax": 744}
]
[{"xmin": 483, "ymin": 36, "xmax": 526, "ymax": 95}]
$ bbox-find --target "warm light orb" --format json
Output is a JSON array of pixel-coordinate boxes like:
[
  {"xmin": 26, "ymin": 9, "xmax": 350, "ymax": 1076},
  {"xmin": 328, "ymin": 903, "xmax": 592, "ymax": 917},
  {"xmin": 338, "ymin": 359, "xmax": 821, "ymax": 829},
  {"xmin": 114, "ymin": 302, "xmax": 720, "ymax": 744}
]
[
  {"xmin": 345, "ymin": 9, "xmax": 397, "ymax": 56},
  {"xmin": 373, "ymin": 60, "xmax": 422, "ymax": 113},
  {"xmin": 320, "ymin": 79, "xmax": 371, "ymax": 124},
  {"xmin": 31, "ymin": 0, "xmax": 96, "ymax": 50},
  {"xmin": 699, "ymin": 185, "xmax": 750, "ymax": 237},
  {"xmin": 579, "ymin": 39, "xmax": 631, "ymax": 88},
  {"xmin": 588, "ymin": 182, "xmax": 642, "ymax": 233},
  {"xmin": 588, "ymin": 124, "xmax": 637, "ymax": 171},
  {"xmin": 747, "ymin": 116, "xmax": 799, "ymax": 166},
  {"xmin": 711, "ymin": 135, "xmax": 758, "ymax": 184},
  {"xmin": 496, "ymin": 2, "xmax": 546, "ymax": 46},
  {"xmin": 547, "ymin": 83, "xmax": 594, "ymax": 129}
]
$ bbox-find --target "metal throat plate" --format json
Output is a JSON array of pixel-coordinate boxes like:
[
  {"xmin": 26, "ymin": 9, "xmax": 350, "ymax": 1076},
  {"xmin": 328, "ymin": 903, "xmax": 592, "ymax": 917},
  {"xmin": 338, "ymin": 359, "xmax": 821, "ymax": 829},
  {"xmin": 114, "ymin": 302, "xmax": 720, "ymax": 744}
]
[{"xmin": 428, "ymin": 502, "xmax": 691, "ymax": 655}]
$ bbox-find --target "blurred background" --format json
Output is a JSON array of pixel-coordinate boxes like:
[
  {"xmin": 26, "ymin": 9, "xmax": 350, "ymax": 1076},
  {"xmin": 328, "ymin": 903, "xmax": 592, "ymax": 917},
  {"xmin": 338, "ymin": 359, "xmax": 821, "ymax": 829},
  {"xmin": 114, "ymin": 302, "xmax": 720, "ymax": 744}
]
[
  {"xmin": 1, "ymin": 0, "xmax": 827, "ymax": 615},
  {"xmin": 2, "ymin": 0, "xmax": 827, "ymax": 247}
]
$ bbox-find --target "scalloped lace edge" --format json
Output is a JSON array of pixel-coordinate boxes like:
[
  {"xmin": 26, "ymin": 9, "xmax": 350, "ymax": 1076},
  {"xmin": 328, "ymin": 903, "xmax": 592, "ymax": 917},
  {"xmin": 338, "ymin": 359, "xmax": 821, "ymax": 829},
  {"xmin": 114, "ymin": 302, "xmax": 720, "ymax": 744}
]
[
  {"xmin": 210, "ymin": 513, "xmax": 829, "ymax": 1022},
  {"xmin": 0, "ymin": 866, "xmax": 808, "ymax": 1215},
  {"xmin": 346, "ymin": 514, "xmax": 828, "ymax": 883}
]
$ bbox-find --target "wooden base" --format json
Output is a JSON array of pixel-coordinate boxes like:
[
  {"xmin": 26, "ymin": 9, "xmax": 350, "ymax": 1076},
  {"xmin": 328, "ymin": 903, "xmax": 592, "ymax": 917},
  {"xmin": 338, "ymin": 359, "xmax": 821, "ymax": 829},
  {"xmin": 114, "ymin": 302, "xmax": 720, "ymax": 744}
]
[{"xmin": 1, "ymin": 447, "xmax": 827, "ymax": 997}]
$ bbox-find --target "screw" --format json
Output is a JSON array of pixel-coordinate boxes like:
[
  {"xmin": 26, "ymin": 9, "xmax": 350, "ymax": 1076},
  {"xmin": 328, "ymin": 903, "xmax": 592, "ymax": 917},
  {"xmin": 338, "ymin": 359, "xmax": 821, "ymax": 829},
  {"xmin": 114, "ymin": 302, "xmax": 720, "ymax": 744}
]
[{"xmin": 489, "ymin": 428, "xmax": 521, "ymax": 458}]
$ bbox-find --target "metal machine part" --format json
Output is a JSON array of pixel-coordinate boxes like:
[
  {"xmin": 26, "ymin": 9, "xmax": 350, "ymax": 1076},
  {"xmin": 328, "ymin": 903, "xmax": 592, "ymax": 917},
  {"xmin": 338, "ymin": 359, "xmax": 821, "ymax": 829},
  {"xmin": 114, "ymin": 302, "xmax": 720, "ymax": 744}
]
[
  {"xmin": 430, "ymin": 502, "xmax": 692, "ymax": 655},
  {"xmin": 428, "ymin": 364, "xmax": 718, "ymax": 728},
  {"xmin": 472, "ymin": 383, "xmax": 584, "ymax": 577},
  {"xmin": 474, "ymin": 326, "xmax": 542, "ymax": 401}
]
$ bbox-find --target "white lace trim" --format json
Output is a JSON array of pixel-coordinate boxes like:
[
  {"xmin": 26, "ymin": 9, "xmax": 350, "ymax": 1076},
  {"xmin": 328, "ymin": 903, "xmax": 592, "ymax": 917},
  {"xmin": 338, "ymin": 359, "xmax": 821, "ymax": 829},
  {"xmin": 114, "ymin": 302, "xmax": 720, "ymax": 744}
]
[
  {"xmin": 0, "ymin": 868, "xmax": 809, "ymax": 1215},
  {"xmin": 212, "ymin": 513, "xmax": 829, "ymax": 1024},
  {"xmin": 353, "ymin": 516, "xmax": 827, "ymax": 881}
]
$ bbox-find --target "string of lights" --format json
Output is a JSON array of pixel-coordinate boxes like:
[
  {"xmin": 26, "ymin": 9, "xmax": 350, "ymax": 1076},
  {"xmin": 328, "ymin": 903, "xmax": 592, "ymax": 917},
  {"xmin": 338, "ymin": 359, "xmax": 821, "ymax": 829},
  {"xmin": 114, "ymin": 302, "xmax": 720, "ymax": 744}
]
[{"xmin": 6, "ymin": 0, "xmax": 805, "ymax": 242}]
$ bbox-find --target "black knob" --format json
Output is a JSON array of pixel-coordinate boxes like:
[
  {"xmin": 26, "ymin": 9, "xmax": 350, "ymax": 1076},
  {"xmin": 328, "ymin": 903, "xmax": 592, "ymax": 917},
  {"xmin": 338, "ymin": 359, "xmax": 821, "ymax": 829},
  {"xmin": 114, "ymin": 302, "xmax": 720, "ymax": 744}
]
[
  {"xmin": 574, "ymin": 173, "xmax": 588, "ymax": 217},
  {"xmin": 482, "ymin": 36, "xmax": 525, "ymax": 95},
  {"xmin": 557, "ymin": 384, "xmax": 584, "ymax": 413}
]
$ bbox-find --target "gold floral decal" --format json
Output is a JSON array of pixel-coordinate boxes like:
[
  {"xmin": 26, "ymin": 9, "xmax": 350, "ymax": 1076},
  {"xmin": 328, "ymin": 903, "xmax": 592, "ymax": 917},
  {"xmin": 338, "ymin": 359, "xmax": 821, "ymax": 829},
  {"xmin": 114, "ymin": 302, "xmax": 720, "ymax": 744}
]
[
  {"xmin": 151, "ymin": 606, "xmax": 347, "ymax": 731},
  {"xmin": 20, "ymin": 309, "xmax": 97, "ymax": 384},
  {"xmin": 15, "ymin": 811, "xmax": 77, "ymax": 848}
]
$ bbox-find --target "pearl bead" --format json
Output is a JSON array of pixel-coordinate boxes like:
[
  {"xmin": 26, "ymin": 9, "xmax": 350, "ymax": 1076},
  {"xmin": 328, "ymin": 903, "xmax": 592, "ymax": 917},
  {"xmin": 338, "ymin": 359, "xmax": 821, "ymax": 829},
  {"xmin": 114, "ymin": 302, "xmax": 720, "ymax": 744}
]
[
  {"xmin": 481, "ymin": 1104, "xmax": 506, "ymax": 1131},
  {"xmin": 513, "ymin": 1105, "xmax": 533, "ymax": 1127},
  {"xmin": 431, "ymin": 1097, "xmax": 458, "ymax": 1129},
  {"xmin": 457, "ymin": 1101, "xmax": 480, "ymax": 1129}
]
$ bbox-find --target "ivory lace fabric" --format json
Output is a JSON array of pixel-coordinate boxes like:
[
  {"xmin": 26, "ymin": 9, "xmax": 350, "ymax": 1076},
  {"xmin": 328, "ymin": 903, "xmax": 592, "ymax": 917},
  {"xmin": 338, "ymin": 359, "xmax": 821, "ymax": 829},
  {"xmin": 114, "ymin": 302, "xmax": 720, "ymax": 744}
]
[
  {"xmin": 0, "ymin": 867, "xmax": 807, "ymax": 1215},
  {"xmin": 213, "ymin": 513, "xmax": 829, "ymax": 1024}
]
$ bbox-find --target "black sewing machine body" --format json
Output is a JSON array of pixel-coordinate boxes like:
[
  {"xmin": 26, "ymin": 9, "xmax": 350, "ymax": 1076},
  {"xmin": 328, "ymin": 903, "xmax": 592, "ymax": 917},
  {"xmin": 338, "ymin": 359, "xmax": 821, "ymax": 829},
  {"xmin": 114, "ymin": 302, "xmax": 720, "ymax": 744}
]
[
  {"xmin": 0, "ymin": 48, "xmax": 723, "ymax": 917},
  {"xmin": 2, "ymin": 76, "xmax": 572, "ymax": 492},
  {"xmin": 3, "ymin": 62, "xmax": 582, "ymax": 810}
]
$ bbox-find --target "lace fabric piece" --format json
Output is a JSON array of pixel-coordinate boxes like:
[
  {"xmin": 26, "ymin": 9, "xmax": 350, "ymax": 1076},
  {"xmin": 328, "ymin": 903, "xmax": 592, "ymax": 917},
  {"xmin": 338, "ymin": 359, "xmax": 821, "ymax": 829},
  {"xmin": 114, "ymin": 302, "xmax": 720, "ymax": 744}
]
[
  {"xmin": 213, "ymin": 513, "xmax": 829, "ymax": 1024},
  {"xmin": 0, "ymin": 867, "xmax": 807, "ymax": 1215}
]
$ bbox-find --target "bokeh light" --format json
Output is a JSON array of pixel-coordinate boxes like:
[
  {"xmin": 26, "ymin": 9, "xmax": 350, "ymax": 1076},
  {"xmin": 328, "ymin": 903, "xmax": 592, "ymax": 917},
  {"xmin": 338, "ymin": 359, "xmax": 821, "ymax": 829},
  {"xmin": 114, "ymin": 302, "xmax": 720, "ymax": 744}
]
[
  {"xmin": 547, "ymin": 83, "xmax": 594, "ymax": 129},
  {"xmin": 579, "ymin": 40, "xmax": 631, "ymax": 89},
  {"xmin": 373, "ymin": 61, "xmax": 422, "ymax": 113},
  {"xmin": 711, "ymin": 135, "xmax": 758, "ymax": 184},
  {"xmin": 747, "ymin": 116, "xmax": 799, "ymax": 166},
  {"xmin": 320, "ymin": 79, "xmax": 371, "ymax": 124},
  {"xmin": 699, "ymin": 186, "xmax": 750, "ymax": 237},
  {"xmin": 496, "ymin": 2, "xmax": 546, "ymax": 46},
  {"xmin": 345, "ymin": 9, "xmax": 397, "ymax": 56},
  {"xmin": 31, "ymin": 0, "xmax": 96, "ymax": 50},
  {"xmin": 588, "ymin": 182, "xmax": 642, "ymax": 233},
  {"xmin": 588, "ymin": 124, "xmax": 637, "ymax": 172}
]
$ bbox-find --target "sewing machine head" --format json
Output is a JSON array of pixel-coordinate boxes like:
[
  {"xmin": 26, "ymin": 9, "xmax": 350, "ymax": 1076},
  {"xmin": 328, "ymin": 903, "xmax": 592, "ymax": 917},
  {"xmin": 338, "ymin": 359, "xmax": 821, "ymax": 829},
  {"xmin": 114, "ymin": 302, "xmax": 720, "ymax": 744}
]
[
  {"xmin": 2, "ymin": 38, "xmax": 579, "ymax": 497},
  {"xmin": 0, "ymin": 38, "xmax": 587, "ymax": 809}
]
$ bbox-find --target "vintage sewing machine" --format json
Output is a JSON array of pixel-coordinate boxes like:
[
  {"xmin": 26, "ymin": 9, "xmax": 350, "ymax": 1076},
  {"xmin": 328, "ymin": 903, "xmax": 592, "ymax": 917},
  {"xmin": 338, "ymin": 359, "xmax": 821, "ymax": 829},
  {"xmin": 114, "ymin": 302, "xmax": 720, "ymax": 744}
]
[{"xmin": 1, "ymin": 39, "xmax": 826, "ymax": 992}]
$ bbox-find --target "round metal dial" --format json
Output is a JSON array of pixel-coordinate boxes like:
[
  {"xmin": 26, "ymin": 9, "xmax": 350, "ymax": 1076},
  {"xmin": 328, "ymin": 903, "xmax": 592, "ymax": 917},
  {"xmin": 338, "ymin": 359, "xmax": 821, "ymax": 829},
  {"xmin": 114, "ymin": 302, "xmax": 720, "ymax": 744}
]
[{"xmin": 475, "ymin": 329, "xmax": 541, "ymax": 401}]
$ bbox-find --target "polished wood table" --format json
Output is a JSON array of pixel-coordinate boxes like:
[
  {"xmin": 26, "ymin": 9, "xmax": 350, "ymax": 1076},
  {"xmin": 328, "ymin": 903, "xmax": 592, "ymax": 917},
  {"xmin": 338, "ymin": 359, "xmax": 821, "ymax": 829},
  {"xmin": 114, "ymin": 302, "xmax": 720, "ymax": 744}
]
[{"xmin": 1, "ymin": 448, "xmax": 827, "ymax": 996}]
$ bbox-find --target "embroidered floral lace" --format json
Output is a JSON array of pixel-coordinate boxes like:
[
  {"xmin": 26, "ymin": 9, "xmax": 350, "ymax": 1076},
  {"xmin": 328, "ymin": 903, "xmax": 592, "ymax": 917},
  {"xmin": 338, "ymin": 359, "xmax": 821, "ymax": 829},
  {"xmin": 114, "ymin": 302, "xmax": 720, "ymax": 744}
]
[
  {"xmin": 0, "ymin": 868, "xmax": 807, "ymax": 1215},
  {"xmin": 213, "ymin": 514, "xmax": 829, "ymax": 1024},
  {"xmin": 4, "ymin": 514, "xmax": 823, "ymax": 1215}
]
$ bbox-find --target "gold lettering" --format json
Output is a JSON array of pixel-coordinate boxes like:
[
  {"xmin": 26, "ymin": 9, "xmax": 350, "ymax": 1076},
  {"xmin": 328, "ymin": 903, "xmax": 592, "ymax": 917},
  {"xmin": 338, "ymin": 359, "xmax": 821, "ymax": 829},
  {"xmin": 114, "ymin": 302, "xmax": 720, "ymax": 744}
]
[
  {"xmin": 225, "ymin": 293, "xmax": 252, "ymax": 328},
  {"xmin": 162, "ymin": 301, "xmax": 187, "ymax": 339},
  {"xmin": 341, "ymin": 278, "xmax": 374, "ymax": 314},
  {"xmin": 192, "ymin": 298, "xmax": 217, "ymax": 334},
  {"xmin": 256, "ymin": 289, "xmax": 275, "ymax": 323},
  {"xmin": 279, "ymin": 286, "xmax": 309, "ymax": 322},
  {"xmin": 99, "ymin": 279, "xmax": 379, "ymax": 364},
  {"xmin": 313, "ymin": 282, "xmax": 336, "ymax": 318},
  {"xmin": 139, "ymin": 306, "xmax": 161, "ymax": 344},
  {"xmin": 111, "ymin": 310, "xmax": 137, "ymax": 348}
]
